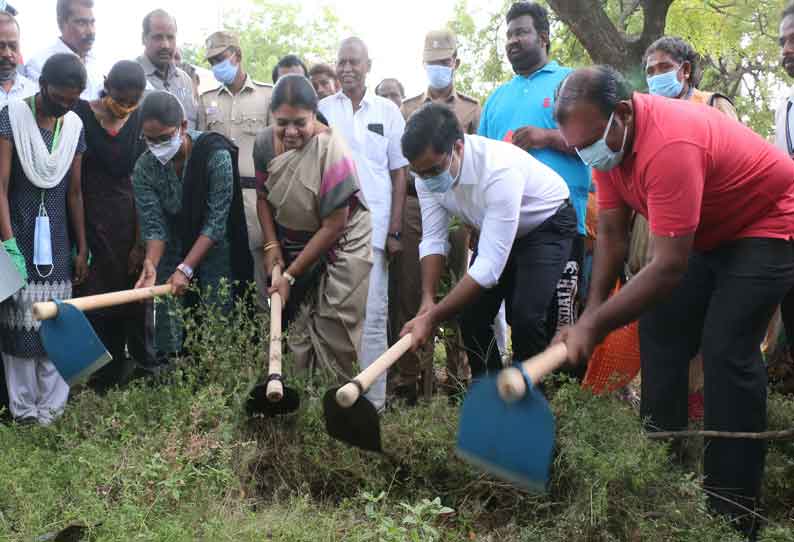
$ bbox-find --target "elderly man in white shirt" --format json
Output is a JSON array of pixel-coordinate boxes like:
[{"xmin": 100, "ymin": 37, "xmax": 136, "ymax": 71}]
[
  {"xmin": 0, "ymin": 12, "xmax": 36, "ymax": 107},
  {"xmin": 24, "ymin": 0, "xmax": 102, "ymax": 100},
  {"xmin": 319, "ymin": 37, "xmax": 408, "ymax": 411},
  {"xmin": 400, "ymin": 103, "xmax": 576, "ymax": 377}
]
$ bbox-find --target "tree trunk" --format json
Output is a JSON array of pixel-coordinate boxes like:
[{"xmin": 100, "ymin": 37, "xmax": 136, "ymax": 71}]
[{"xmin": 547, "ymin": 0, "xmax": 676, "ymax": 73}]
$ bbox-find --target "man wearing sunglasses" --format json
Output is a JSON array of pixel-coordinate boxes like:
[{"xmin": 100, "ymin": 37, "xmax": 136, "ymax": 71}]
[{"xmin": 399, "ymin": 103, "xmax": 575, "ymax": 379}]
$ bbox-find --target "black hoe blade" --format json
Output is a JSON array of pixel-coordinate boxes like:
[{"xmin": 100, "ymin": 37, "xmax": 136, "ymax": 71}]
[
  {"xmin": 246, "ymin": 380, "xmax": 301, "ymax": 418},
  {"xmin": 322, "ymin": 387, "xmax": 382, "ymax": 452}
]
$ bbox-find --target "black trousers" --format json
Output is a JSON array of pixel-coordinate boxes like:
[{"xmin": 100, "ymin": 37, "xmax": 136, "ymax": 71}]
[
  {"xmin": 91, "ymin": 299, "xmax": 157, "ymax": 388},
  {"xmin": 0, "ymin": 360, "xmax": 8, "ymax": 420},
  {"xmin": 460, "ymin": 204, "xmax": 577, "ymax": 378},
  {"xmin": 639, "ymin": 238, "xmax": 794, "ymax": 536}
]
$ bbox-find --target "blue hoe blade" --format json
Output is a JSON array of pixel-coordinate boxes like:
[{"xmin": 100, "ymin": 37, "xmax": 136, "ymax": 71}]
[
  {"xmin": 40, "ymin": 301, "xmax": 112, "ymax": 385},
  {"xmin": 456, "ymin": 375, "xmax": 555, "ymax": 493}
]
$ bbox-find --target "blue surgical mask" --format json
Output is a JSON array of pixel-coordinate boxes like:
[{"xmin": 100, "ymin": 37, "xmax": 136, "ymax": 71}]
[
  {"xmin": 647, "ymin": 67, "xmax": 683, "ymax": 98},
  {"xmin": 576, "ymin": 112, "xmax": 628, "ymax": 172},
  {"xmin": 426, "ymin": 65, "xmax": 454, "ymax": 90},
  {"xmin": 34, "ymin": 194, "xmax": 53, "ymax": 278},
  {"xmin": 212, "ymin": 58, "xmax": 239, "ymax": 86},
  {"xmin": 421, "ymin": 152, "xmax": 461, "ymax": 193}
]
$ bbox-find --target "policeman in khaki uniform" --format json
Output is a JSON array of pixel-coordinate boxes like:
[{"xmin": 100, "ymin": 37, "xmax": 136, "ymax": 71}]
[
  {"xmin": 198, "ymin": 31, "xmax": 273, "ymax": 309},
  {"xmin": 391, "ymin": 29, "xmax": 482, "ymax": 402}
]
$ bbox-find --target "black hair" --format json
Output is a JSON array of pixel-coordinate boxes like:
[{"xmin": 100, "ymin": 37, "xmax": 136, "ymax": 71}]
[
  {"xmin": 272, "ymin": 54, "xmax": 308, "ymax": 84},
  {"xmin": 309, "ymin": 63, "xmax": 337, "ymax": 80},
  {"xmin": 104, "ymin": 60, "xmax": 146, "ymax": 94},
  {"xmin": 270, "ymin": 74, "xmax": 318, "ymax": 113},
  {"xmin": 56, "ymin": 0, "xmax": 93, "ymax": 26},
  {"xmin": 376, "ymin": 78, "xmax": 405, "ymax": 98},
  {"xmin": 553, "ymin": 65, "xmax": 632, "ymax": 124},
  {"xmin": 142, "ymin": 9, "xmax": 176, "ymax": 38},
  {"xmin": 644, "ymin": 36, "xmax": 702, "ymax": 88},
  {"xmin": 401, "ymin": 103, "xmax": 464, "ymax": 162},
  {"xmin": 784, "ymin": 2, "xmax": 794, "ymax": 20},
  {"xmin": 506, "ymin": 2, "xmax": 550, "ymax": 54},
  {"xmin": 40, "ymin": 53, "xmax": 87, "ymax": 91},
  {"xmin": 139, "ymin": 90, "xmax": 185, "ymax": 127}
]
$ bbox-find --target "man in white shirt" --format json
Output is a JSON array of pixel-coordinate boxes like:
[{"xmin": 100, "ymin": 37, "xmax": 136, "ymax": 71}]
[
  {"xmin": 400, "ymin": 103, "xmax": 576, "ymax": 376},
  {"xmin": 0, "ymin": 12, "xmax": 36, "ymax": 107},
  {"xmin": 24, "ymin": 0, "xmax": 102, "ymax": 100},
  {"xmin": 319, "ymin": 37, "xmax": 408, "ymax": 410}
]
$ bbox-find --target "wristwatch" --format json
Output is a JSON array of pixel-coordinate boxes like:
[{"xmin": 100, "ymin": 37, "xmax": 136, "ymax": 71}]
[
  {"xmin": 177, "ymin": 262, "xmax": 194, "ymax": 280},
  {"xmin": 388, "ymin": 231, "xmax": 402, "ymax": 241},
  {"xmin": 283, "ymin": 271, "xmax": 296, "ymax": 286}
]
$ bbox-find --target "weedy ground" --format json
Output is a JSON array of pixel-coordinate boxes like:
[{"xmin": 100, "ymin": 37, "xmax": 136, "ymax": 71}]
[{"xmin": 0, "ymin": 289, "xmax": 792, "ymax": 541}]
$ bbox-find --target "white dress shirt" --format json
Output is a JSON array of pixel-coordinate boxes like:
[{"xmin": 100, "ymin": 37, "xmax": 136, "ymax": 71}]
[
  {"xmin": 0, "ymin": 73, "xmax": 38, "ymax": 107},
  {"xmin": 319, "ymin": 90, "xmax": 409, "ymax": 249},
  {"xmin": 417, "ymin": 134, "xmax": 570, "ymax": 289},
  {"xmin": 775, "ymin": 88, "xmax": 794, "ymax": 156},
  {"xmin": 24, "ymin": 38, "xmax": 104, "ymax": 100}
]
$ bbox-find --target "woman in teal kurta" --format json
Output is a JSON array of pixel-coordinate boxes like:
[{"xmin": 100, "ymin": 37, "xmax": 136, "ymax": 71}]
[{"xmin": 133, "ymin": 91, "xmax": 251, "ymax": 356}]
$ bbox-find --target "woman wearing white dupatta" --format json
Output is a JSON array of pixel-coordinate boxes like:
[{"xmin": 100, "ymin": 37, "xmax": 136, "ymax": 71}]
[{"xmin": 0, "ymin": 53, "xmax": 88, "ymax": 425}]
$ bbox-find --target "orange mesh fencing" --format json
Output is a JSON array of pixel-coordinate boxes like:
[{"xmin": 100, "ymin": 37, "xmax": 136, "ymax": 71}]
[{"xmin": 582, "ymin": 320, "xmax": 641, "ymax": 395}]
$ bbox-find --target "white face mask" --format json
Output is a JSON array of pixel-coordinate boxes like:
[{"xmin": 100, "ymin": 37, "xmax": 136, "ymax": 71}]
[
  {"xmin": 147, "ymin": 130, "xmax": 183, "ymax": 165},
  {"xmin": 34, "ymin": 193, "xmax": 53, "ymax": 278}
]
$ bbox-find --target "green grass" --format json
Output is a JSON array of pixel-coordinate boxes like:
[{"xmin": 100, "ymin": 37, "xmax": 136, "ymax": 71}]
[{"xmin": 0, "ymin": 288, "xmax": 792, "ymax": 541}]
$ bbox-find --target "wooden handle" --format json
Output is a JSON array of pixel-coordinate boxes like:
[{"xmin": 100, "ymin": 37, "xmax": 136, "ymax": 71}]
[
  {"xmin": 336, "ymin": 334, "xmax": 413, "ymax": 408},
  {"xmin": 32, "ymin": 284, "xmax": 173, "ymax": 321},
  {"xmin": 266, "ymin": 266, "xmax": 284, "ymax": 402},
  {"xmin": 497, "ymin": 342, "xmax": 569, "ymax": 402}
]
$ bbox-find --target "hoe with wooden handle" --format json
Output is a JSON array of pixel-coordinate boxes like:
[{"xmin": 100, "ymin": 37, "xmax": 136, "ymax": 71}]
[
  {"xmin": 246, "ymin": 266, "xmax": 300, "ymax": 417},
  {"xmin": 33, "ymin": 285, "xmax": 173, "ymax": 384},
  {"xmin": 456, "ymin": 343, "xmax": 569, "ymax": 493},
  {"xmin": 322, "ymin": 335, "xmax": 413, "ymax": 452}
]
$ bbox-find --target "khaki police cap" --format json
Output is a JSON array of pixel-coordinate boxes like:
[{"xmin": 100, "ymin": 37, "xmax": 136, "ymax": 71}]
[
  {"xmin": 205, "ymin": 31, "xmax": 240, "ymax": 60},
  {"xmin": 423, "ymin": 30, "xmax": 457, "ymax": 63}
]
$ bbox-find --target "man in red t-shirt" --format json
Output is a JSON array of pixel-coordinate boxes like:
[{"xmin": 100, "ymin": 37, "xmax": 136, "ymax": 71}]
[{"xmin": 553, "ymin": 65, "xmax": 794, "ymax": 538}]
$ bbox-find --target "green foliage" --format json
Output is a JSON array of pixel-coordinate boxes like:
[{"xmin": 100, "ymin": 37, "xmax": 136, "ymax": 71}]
[
  {"xmin": 446, "ymin": 0, "xmax": 513, "ymax": 102},
  {"xmin": 182, "ymin": 0, "xmax": 348, "ymax": 84},
  {"xmin": 360, "ymin": 492, "xmax": 455, "ymax": 542},
  {"xmin": 666, "ymin": 0, "xmax": 784, "ymax": 136},
  {"xmin": 0, "ymin": 291, "xmax": 791, "ymax": 540}
]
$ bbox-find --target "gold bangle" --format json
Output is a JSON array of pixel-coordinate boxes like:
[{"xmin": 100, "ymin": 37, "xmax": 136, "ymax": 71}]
[{"xmin": 263, "ymin": 241, "xmax": 280, "ymax": 252}]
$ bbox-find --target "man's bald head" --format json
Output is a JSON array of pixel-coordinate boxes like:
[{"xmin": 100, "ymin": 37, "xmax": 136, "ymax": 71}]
[
  {"xmin": 337, "ymin": 36, "xmax": 371, "ymax": 96},
  {"xmin": 554, "ymin": 65, "xmax": 631, "ymax": 125},
  {"xmin": 339, "ymin": 36, "xmax": 369, "ymax": 60},
  {"xmin": 0, "ymin": 12, "xmax": 20, "ymax": 32}
]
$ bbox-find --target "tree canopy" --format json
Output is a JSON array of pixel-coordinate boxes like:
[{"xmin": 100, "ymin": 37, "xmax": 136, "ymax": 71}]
[
  {"xmin": 448, "ymin": 0, "xmax": 787, "ymax": 135},
  {"xmin": 182, "ymin": 0, "xmax": 346, "ymax": 84}
]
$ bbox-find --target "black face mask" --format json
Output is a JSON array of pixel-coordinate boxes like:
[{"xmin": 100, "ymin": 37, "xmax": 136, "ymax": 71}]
[{"xmin": 40, "ymin": 87, "xmax": 70, "ymax": 118}]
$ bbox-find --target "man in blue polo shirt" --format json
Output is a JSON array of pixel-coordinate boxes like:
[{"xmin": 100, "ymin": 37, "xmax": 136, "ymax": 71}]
[{"xmin": 479, "ymin": 1, "xmax": 590, "ymax": 342}]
